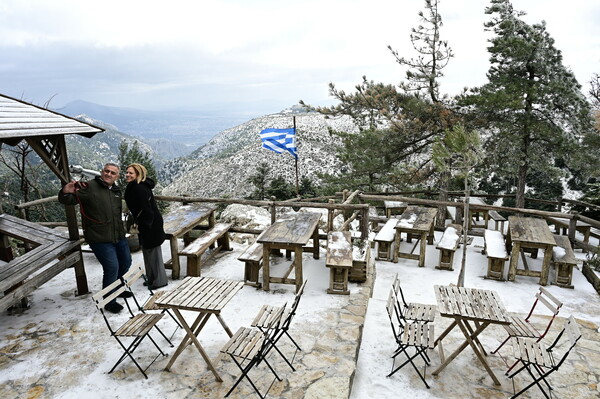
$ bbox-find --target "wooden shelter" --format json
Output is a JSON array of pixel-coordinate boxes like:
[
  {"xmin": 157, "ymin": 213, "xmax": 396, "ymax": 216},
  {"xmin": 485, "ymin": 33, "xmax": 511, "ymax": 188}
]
[{"xmin": 0, "ymin": 93, "xmax": 104, "ymax": 309}]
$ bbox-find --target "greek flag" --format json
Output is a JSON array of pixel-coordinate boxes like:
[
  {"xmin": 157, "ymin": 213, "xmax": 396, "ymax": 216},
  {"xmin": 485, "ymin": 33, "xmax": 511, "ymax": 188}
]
[{"xmin": 259, "ymin": 128, "xmax": 297, "ymax": 158}]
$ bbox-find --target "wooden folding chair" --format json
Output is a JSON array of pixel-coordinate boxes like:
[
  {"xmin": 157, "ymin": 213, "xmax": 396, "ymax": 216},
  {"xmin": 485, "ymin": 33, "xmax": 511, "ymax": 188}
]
[
  {"xmin": 120, "ymin": 264, "xmax": 180, "ymax": 343},
  {"xmin": 507, "ymin": 315, "xmax": 581, "ymax": 399},
  {"xmin": 492, "ymin": 286, "xmax": 562, "ymax": 356},
  {"xmin": 385, "ymin": 288, "xmax": 435, "ymax": 388},
  {"xmin": 392, "ymin": 273, "xmax": 436, "ymax": 323},
  {"xmin": 250, "ymin": 280, "xmax": 306, "ymax": 371},
  {"xmin": 91, "ymin": 278, "xmax": 168, "ymax": 379},
  {"xmin": 220, "ymin": 304, "xmax": 287, "ymax": 398}
]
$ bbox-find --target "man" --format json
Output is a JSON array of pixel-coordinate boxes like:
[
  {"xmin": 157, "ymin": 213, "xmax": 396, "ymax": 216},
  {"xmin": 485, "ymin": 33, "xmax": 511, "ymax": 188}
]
[{"xmin": 58, "ymin": 162, "xmax": 131, "ymax": 313}]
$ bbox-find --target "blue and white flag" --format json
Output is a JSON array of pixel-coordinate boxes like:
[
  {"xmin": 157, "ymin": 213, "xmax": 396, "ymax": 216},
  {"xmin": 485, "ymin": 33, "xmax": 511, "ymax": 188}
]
[{"xmin": 259, "ymin": 128, "xmax": 298, "ymax": 158}]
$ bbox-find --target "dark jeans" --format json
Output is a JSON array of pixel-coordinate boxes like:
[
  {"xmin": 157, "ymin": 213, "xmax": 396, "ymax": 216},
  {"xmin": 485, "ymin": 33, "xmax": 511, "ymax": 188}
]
[{"xmin": 89, "ymin": 238, "xmax": 132, "ymax": 304}]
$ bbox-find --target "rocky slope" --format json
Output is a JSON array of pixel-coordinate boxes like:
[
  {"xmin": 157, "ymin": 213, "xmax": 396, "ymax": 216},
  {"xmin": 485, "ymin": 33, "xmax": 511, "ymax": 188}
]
[{"xmin": 162, "ymin": 110, "xmax": 359, "ymax": 198}]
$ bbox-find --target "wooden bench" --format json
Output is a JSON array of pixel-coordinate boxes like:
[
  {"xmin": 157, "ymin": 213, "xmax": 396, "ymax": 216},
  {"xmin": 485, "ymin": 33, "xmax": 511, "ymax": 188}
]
[
  {"xmin": 326, "ymin": 231, "xmax": 353, "ymax": 295},
  {"xmin": 489, "ymin": 210, "xmax": 507, "ymax": 232},
  {"xmin": 238, "ymin": 242, "xmax": 263, "ymax": 287},
  {"xmin": 435, "ymin": 224, "xmax": 462, "ymax": 271},
  {"xmin": 179, "ymin": 222, "xmax": 232, "ymax": 277},
  {"xmin": 0, "ymin": 214, "xmax": 83, "ymax": 312},
  {"xmin": 552, "ymin": 234, "xmax": 578, "ymax": 289},
  {"xmin": 374, "ymin": 218, "xmax": 396, "ymax": 261},
  {"xmin": 483, "ymin": 229, "xmax": 508, "ymax": 281}
]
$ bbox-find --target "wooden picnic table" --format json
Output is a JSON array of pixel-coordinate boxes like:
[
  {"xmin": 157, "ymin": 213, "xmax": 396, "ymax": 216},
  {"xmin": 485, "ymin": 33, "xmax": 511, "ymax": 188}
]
[
  {"xmin": 258, "ymin": 212, "xmax": 320, "ymax": 293},
  {"xmin": 162, "ymin": 203, "xmax": 216, "ymax": 279},
  {"xmin": 0, "ymin": 213, "xmax": 84, "ymax": 312},
  {"xmin": 432, "ymin": 285, "xmax": 512, "ymax": 386},
  {"xmin": 393, "ymin": 206, "xmax": 438, "ymax": 267},
  {"xmin": 546, "ymin": 216, "xmax": 591, "ymax": 246},
  {"xmin": 506, "ymin": 216, "xmax": 556, "ymax": 286},
  {"xmin": 463, "ymin": 197, "xmax": 489, "ymax": 229},
  {"xmin": 384, "ymin": 200, "xmax": 407, "ymax": 219},
  {"xmin": 155, "ymin": 276, "xmax": 243, "ymax": 381}
]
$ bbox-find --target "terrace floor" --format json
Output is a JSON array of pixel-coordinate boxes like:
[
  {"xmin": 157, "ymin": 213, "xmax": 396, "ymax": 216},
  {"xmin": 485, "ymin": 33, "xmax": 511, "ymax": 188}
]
[{"xmin": 1, "ymin": 231, "xmax": 599, "ymax": 399}]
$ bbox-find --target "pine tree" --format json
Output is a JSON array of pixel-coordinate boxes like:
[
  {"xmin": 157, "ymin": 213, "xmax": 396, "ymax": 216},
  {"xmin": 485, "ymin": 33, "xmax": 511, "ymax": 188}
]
[
  {"xmin": 460, "ymin": 0, "xmax": 595, "ymax": 208},
  {"xmin": 389, "ymin": 0, "xmax": 453, "ymax": 104}
]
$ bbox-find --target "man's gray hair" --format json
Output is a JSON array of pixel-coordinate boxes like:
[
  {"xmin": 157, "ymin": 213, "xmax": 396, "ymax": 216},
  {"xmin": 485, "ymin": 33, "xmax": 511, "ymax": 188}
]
[{"xmin": 104, "ymin": 162, "xmax": 120, "ymax": 170}]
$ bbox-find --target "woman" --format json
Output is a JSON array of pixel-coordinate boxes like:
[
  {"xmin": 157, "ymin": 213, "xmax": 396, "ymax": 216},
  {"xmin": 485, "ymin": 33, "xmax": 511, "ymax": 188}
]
[{"xmin": 124, "ymin": 163, "xmax": 168, "ymax": 289}]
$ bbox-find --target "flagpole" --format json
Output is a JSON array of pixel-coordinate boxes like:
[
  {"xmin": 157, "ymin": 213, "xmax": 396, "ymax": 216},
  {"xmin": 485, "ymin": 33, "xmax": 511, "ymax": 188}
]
[{"xmin": 293, "ymin": 116, "xmax": 299, "ymax": 196}]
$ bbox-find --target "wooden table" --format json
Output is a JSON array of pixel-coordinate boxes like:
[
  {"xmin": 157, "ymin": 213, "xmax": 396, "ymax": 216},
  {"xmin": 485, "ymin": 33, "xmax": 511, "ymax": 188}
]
[
  {"xmin": 547, "ymin": 216, "xmax": 591, "ymax": 246},
  {"xmin": 0, "ymin": 213, "xmax": 84, "ymax": 312},
  {"xmin": 163, "ymin": 203, "xmax": 216, "ymax": 279},
  {"xmin": 393, "ymin": 206, "xmax": 438, "ymax": 267},
  {"xmin": 432, "ymin": 285, "xmax": 512, "ymax": 385},
  {"xmin": 506, "ymin": 216, "xmax": 556, "ymax": 286},
  {"xmin": 464, "ymin": 197, "xmax": 489, "ymax": 229},
  {"xmin": 384, "ymin": 200, "xmax": 407, "ymax": 219},
  {"xmin": 258, "ymin": 212, "xmax": 320, "ymax": 293},
  {"xmin": 155, "ymin": 276, "xmax": 243, "ymax": 381}
]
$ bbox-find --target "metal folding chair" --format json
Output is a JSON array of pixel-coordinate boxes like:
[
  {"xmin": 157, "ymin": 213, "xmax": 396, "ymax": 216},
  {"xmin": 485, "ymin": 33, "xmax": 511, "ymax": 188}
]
[
  {"xmin": 392, "ymin": 273, "xmax": 436, "ymax": 323},
  {"xmin": 250, "ymin": 280, "xmax": 307, "ymax": 371},
  {"xmin": 385, "ymin": 288, "xmax": 435, "ymax": 388},
  {"xmin": 91, "ymin": 278, "xmax": 168, "ymax": 379},
  {"xmin": 120, "ymin": 264, "xmax": 180, "ymax": 343},
  {"xmin": 220, "ymin": 303, "xmax": 287, "ymax": 398},
  {"xmin": 492, "ymin": 286, "xmax": 562, "ymax": 356},
  {"xmin": 507, "ymin": 315, "xmax": 581, "ymax": 399}
]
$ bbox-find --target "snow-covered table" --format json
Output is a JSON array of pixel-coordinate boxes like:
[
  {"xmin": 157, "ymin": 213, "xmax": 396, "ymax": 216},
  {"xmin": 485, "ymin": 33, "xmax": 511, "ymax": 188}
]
[
  {"xmin": 506, "ymin": 216, "xmax": 556, "ymax": 286},
  {"xmin": 258, "ymin": 212, "xmax": 320, "ymax": 293},
  {"xmin": 393, "ymin": 206, "xmax": 438, "ymax": 267},
  {"xmin": 163, "ymin": 203, "xmax": 216, "ymax": 279},
  {"xmin": 432, "ymin": 285, "xmax": 511, "ymax": 386}
]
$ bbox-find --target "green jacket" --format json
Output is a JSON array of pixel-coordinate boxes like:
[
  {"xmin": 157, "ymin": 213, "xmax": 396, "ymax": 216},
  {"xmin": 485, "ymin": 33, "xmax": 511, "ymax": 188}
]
[{"xmin": 58, "ymin": 177, "xmax": 126, "ymax": 244}]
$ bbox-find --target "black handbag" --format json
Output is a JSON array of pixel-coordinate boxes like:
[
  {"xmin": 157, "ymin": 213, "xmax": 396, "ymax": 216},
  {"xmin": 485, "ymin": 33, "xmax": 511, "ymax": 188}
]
[{"xmin": 126, "ymin": 210, "xmax": 141, "ymax": 235}]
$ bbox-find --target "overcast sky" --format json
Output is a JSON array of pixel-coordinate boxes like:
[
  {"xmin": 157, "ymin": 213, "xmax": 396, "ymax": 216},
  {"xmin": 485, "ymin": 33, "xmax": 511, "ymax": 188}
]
[{"xmin": 1, "ymin": 0, "xmax": 599, "ymax": 117}]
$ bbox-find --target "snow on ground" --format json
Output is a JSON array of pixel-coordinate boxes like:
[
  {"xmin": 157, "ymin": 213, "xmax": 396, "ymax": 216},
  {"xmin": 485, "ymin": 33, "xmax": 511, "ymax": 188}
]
[{"xmin": 0, "ymin": 224, "xmax": 599, "ymax": 398}]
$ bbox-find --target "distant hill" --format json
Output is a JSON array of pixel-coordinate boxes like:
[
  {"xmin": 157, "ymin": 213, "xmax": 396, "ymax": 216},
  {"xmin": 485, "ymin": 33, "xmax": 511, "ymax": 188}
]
[
  {"xmin": 55, "ymin": 100, "xmax": 249, "ymax": 158},
  {"xmin": 161, "ymin": 109, "xmax": 359, "ymax": 198}
]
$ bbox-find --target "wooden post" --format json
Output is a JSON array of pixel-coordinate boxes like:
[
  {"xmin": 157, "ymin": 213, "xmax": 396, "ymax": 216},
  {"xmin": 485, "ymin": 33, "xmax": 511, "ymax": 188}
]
[
  {"xmin": 361, "ymin": 207, "xmax": 369, "ymax": 240},
  {"xmin": 327, "ymin": 199, "xmax": 335, "ymax": 233},
  {"xmin": 568, "ymin": 212, "xmax": 578, "ymax": 244},
  {"xmin": 270, "ymin": 196, "xmax": 276, "ymax": 224}
]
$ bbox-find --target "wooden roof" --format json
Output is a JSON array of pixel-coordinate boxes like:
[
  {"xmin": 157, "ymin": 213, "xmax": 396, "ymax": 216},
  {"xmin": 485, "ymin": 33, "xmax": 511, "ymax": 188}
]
[{"xmin": 0, "ymin": 94, "xmax": 104, "ymax": 146}]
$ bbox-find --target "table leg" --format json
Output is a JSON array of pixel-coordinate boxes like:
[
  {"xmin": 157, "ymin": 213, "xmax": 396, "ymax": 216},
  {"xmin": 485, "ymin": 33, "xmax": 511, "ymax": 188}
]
[
  {"xmin": 432, "ymin": 320, "xmax": 500, "ymax": 385},
  {"xmin": 507, "ymin": 242, "xmax": 520, "ymax": 281},
  {"xmin": 165, "ymin": 310, "xmax": 223, "ymax": 381},
  {"xmin": 262, "ymin": 244, "xmax": 270, "ymax": 291},
  {"xmin": 540, "ymin": 244, "xmax": 553, "ymax": 286},
  {"xmin": 393, "ymin": 229, "xmax": 401, "ymax": 263},
  {"xmin": 215, "ymin": 313, "xmax": 234, "ymax": 337},
  {"xmin": 170, "ymin": 236, "xmax": 180, "ymax": 280},
  {"xmin": 295, "ymin": 245, "xmax": 303, "ymax": 293},
  {"xmin": 456, "ymin": 320, "xmax": 500, "ymax": 385},
  {"xmin": 312, "ymin": 227, "xmax": 320, "ymax": 260},
  {"xmin": 419, "ymin": 232, "xmax": 426, "ymax": 267}
]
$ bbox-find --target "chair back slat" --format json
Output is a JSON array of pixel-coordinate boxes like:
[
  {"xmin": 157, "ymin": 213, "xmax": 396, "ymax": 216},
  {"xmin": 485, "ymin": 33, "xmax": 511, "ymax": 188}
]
[
  {"xmin": 536, "ymin": 287, "xmax": 563, "ymax": 315},
  {"xmin": 565, "ymin": 315, "xmax": 582, "ymax": 347},
  {"xmin": 392, "ymin": 273, "xmax": 408, "ymax": 308},
  {"xmin": 122, "ymin": 264, "xmax": 144, "ymax": 288},
  {"xmin": 92, "ymin": 278, "xmax": 126, "ymax": 309}
]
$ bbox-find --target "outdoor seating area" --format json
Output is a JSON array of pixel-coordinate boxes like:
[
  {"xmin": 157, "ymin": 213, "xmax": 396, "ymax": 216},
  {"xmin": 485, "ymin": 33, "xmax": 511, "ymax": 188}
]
[{"xmin": 1, "ymin": 203, "xmax": 600, "ymax": 399}]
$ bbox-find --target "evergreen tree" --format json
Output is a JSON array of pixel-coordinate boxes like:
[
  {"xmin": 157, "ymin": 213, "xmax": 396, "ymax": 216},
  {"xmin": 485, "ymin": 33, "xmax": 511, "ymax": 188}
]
[
  {"xmin": 246, "ymin": 162, "xmax": 269, "ymax": 200},
  {"xmin": 302, "ymin": 0, "xmax": 458, "ymax": 200},
  {"xmin": 459, "ymin": 0, "xmax": 595, "ymax": 208},
  {"xmin": 389, "ymin": 0, "xmax": 453, "ymax": 104},
  {"xmin": 266, "ymin": 176, "xmax": 294, "ymax": 200}
]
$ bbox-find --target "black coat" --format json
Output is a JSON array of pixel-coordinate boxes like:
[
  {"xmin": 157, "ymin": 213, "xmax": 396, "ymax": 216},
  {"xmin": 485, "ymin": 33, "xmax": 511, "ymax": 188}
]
[{"xmin": 124, "ymin": 178, "xmax": 166, "ymax": 249}]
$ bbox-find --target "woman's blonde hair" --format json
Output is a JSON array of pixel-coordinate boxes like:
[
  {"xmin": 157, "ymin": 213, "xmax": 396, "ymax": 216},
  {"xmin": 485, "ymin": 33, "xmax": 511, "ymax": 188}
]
[{"xmin": 127, "ymin": 163, "xmax": 147, "ymax": 184}]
